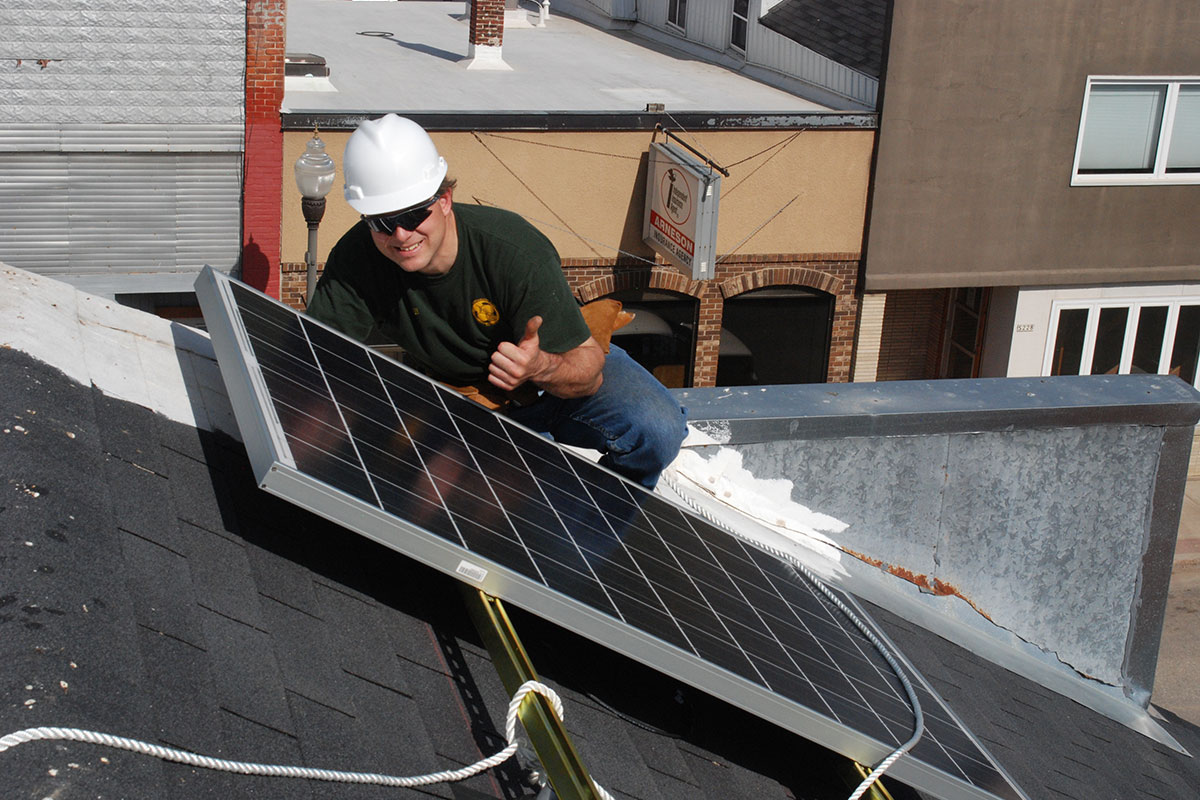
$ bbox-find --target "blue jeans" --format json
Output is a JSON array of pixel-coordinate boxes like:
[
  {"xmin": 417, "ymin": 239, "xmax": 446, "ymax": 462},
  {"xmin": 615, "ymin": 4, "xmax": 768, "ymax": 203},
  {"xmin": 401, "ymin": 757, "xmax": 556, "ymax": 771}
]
[{"xmin": 507, "ymin": 345, "xmax": 688, "ymax": 489}]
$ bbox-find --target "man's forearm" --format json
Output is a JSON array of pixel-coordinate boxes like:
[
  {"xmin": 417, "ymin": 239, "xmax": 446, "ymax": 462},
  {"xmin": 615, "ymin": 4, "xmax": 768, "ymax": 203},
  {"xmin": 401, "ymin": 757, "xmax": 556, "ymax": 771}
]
[
  {"xmin": 489, "ymin": 332, "xmax": 605, "ymax": 399},
  {"xmin": 530, "ymin": 339, "xmax": 605, "ymax": 398}
]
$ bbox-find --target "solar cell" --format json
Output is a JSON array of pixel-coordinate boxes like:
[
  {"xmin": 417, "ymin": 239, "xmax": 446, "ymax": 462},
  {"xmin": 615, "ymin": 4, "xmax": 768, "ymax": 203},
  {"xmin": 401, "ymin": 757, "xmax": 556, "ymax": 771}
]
[{"xmin": 196, "ymin": 268, "xmax": 1027, "ymax": 800}]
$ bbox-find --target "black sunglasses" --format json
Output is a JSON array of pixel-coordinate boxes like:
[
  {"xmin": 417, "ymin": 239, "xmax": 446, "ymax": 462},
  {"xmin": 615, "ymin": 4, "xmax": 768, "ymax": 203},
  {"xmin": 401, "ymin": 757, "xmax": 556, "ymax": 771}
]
[{"xmin": 363, "ymin": 195, "xmax": 440, "ymax": 235}]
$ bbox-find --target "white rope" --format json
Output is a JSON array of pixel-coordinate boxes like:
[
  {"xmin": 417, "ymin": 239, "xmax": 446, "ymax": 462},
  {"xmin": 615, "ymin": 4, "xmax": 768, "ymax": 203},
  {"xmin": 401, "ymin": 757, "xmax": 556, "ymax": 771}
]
[
  {"xmin": 2, "ymin": 680, "xmax": 613, "ymax": 798},
  {"xmin": 660, "ymin": 471, "xmax": 925, "ymax": 800}
]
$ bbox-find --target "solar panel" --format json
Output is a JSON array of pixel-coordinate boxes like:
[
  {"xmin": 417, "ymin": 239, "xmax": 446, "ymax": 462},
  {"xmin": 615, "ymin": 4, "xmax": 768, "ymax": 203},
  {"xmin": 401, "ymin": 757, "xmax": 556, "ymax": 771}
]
[{"xmin": 195, "ymin": 268, "xmax": 1027, "ymax": 800}]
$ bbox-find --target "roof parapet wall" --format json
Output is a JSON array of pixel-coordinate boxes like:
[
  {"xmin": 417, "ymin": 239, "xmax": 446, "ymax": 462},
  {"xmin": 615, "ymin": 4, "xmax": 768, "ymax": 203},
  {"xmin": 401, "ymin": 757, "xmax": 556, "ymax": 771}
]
[{"xmin": 673, "ymin": 376, "xmax": 1200, "ymax": 723}]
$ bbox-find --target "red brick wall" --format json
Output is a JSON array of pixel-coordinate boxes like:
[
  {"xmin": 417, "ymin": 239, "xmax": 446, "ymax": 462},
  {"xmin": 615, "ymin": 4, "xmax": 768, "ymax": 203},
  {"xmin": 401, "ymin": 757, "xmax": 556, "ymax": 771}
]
[
  {"xmin": 242, "ymin": 0, "xmax": 286, "ymax": 296},
  {"xmin": 470, "ymin": 0, "xmax": 505, "ymax": 47},
  {"xmin": 568, "ymin": 254, "xmax": 861, "ymax": 387},
  {"xmin": 279, "ymin": 260, "xmax": 310, "ymax": 311}
]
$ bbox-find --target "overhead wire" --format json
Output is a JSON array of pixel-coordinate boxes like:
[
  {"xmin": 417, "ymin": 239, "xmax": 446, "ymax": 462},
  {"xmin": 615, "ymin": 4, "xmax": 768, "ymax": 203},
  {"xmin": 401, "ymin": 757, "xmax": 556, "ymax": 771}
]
[
  {"xmin": 470, "ymin": 195, "xmax": 660, "ymax": 268},
  {"xmin": 471, "ymin": 131, "xmax": 604, "ymax": 258},
  {"xmin": 721, "ymin": 130, "xmax": 804, "ymax": 196},
  {"xmin": 716, "ymin": 193, "xmax": 801, "ymax": 264},
  {"xmin": 724, "ymin": 130, "xmax": 805, "ymax": 171},
  {"xmin": 479, "ymin": 132, "xmax": 643, "ymax": 162},
  {"xmin": 655, "ymin": 115, "xmax": 809, "ymax": 261},
  {"xmin": 472, "ymin": 126, "xmax": 805, "ymax": 269},
  {"xmin": 662, "ymin": 110, "xmax": 722, "ymax": 167}
]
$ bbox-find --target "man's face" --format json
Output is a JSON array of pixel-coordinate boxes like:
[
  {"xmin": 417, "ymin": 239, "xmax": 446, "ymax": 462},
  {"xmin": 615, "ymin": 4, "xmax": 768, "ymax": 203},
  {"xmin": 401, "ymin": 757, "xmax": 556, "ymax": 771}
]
[{"xmin": 368, "ymin": 191, "xmax": 455, "ymax": 276}]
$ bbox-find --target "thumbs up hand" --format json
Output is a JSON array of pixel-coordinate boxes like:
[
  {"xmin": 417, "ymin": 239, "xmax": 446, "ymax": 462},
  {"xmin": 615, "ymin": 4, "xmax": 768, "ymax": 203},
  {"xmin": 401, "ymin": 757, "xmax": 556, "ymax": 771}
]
[{"xmin": 489, "ymin": 316, "xmax": 549, "ymax": 392}]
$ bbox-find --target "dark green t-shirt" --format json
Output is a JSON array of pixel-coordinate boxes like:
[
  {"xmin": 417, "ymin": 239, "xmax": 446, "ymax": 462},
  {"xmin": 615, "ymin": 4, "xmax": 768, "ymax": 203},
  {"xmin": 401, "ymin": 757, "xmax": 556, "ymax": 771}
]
[{"xmin": 308, "ymin": 205, "xmax": 590, "ymax": 385}]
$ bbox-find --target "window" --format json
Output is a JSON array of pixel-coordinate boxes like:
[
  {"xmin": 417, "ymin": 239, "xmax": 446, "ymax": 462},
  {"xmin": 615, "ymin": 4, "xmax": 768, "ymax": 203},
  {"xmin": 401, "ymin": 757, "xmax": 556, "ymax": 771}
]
[
  {"xmin": 716, "ymin": 287, "xmax": 832, "ymax": 386},
  {"xmin": 1044, "ymin": 299, "xmax": 1200, "ymax": 387},
  {"xmin": 607, "ymin": 289, "xmax": 698, "ymax": 388},
  {"xmin": 941, "ymin": 288, "xmax": 990, "ymax": 378},
  {"xmin": 1072, "ymin": 77, "xmax": 1200, "ymax": 185},
  {"xmin": 667, "ymin": 0, "xmax": 687, "ymax": 30},
  {"xmin": 731, "ymin": 0, "xmax": 749, "ymax": 52}
]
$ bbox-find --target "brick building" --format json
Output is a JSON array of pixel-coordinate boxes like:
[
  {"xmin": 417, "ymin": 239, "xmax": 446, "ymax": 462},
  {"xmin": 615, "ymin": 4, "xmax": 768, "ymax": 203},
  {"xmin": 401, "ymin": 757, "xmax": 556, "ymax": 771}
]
[
  {"xmin": 275, "ymin": 0, "xmax": 876, "ymax": 388},
  {"xmin": 277, "ymin": 119, "xmax": 873, "ymax": 389}
]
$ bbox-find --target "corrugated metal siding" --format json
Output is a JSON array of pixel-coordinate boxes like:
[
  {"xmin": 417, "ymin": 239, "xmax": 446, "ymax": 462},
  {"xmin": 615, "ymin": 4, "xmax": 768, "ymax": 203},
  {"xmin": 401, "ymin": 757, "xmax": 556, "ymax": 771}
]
[
  {"xmin": 3, "ymin": 0, "xmax": 245, "ymax": 289},
  {"xmin": 750, "ymin": 24, "xmax": 878, "ymax": 107},
  {"xmin": 620, "ymin": 0, "xmax": 877, "ymax": 107},
  {"xmin": 1, "ymin": 145, "xmax": 243, "ymax": 276},
  {"xmin": 684, "ymin": 1, "xmax": 736, "ymax": 51},
  {"xmin": 0, "ymin": 124, "xmax": 245, "ymax": 153}
]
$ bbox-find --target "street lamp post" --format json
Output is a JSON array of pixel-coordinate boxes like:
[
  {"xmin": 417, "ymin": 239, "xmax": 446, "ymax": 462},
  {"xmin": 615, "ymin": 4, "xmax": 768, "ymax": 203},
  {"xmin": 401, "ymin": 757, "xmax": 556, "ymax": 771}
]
[{"xmin": 293, "ymin": 130, "xmax": 336, "ymax": 305}]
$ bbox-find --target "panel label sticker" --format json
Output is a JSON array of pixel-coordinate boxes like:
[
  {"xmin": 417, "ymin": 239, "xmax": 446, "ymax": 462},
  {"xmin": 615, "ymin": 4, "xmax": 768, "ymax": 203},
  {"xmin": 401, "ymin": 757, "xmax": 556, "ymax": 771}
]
[{"xmin": 455, "ymin": 560, "xmax": 489, "ymax": 583}]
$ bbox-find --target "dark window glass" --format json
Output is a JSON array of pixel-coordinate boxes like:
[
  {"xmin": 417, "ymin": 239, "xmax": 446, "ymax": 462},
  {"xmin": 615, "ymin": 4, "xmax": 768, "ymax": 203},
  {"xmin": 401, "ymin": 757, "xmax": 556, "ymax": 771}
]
[
  {"xmin": 731, "ymin": 0, "xmax": 749, "ymax": 50},
  {"xmin": 668, "ymin": 0, "xmax": 687, "ymax": 28},
  {"xmin": 1170, "ymin": 306, "xmax": 1200, "ymax": 385},
  {"xmin": 942, "ymin": 287, "xmax": 988, "ymax": 379},
  {"xmin": 1131, "ymin": 306, "xmax": 1168, "ymax": 374},
  {"xmin": 731, "ymin": 18, "xmax": 747, "ymax": 50},
  {"xmin": 716, "ymin": 287, "xmax": 832, "ymax": 386},
  {"xmin": 1090, "ymin": 307, "xmax": 1129, "ymax": 375},
  {"xmin": 608, "ymin": 289, "xmax": 698, "ymax": 388},
  {"xmin": 1051, "ymin": 308, "xmax": 1089, "ymax": 375}
]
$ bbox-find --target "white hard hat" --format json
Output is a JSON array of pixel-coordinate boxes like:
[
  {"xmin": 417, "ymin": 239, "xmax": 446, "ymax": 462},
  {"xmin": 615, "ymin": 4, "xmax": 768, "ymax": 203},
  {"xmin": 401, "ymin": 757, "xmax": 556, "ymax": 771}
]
[{"xmin": 342, "ymin": 114, "xmax": 448, "ymax": 216}]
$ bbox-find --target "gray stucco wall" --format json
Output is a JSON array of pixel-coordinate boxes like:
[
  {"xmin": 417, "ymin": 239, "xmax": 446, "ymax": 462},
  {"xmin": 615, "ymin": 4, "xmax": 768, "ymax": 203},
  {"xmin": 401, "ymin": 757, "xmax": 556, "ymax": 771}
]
[{"xmin": 865, "ymin": 0, "xmax": 1200, "ymax": 290}]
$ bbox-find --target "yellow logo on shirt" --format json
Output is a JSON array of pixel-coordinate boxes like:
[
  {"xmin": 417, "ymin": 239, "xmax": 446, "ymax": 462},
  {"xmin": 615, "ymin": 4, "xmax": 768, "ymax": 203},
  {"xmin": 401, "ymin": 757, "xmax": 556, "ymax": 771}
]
[{"xmin": 472, "ymin": 298, "xmax": 499, "ymax": 326}]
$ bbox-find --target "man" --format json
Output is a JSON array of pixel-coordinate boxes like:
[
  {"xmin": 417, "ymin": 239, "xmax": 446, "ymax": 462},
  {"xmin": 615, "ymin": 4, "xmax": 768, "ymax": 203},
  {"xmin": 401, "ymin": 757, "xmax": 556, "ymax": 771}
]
[{"xmin": 308, "ymin": 114, "xmax": 686, "ymax": 489}]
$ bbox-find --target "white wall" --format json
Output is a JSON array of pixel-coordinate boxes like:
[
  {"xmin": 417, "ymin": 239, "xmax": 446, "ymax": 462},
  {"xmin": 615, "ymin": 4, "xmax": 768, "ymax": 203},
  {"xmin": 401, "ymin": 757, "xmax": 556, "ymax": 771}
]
[{"xmin": 1006, "ymin": 283, "xmax": 1200, "ymax": 377}]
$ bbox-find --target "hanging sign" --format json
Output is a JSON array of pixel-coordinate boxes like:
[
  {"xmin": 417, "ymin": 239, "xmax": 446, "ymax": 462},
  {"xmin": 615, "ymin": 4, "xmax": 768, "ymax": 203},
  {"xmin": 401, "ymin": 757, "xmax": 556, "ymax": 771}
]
[{"xmin": 642, "ymin": 141, "xmax": 721, "ymax": 280}]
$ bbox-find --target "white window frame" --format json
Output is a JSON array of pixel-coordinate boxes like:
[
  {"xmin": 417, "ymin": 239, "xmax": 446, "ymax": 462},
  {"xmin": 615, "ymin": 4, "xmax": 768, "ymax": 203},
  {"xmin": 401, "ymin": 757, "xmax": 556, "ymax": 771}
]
[
  {"xmin": 1042, "ymin": 297, "xmax": 1200, "ymax": 388},
  {"xmin": 730, "ymin": 0, "xmax": 749, "ymax": 53},
  {"xmin": 667, "ymin": 0, "xmax": 687, "ymax": 31},
  {"xmin": 1071, "ymin": 75, "xmax": 1200, "ymax": 186}
]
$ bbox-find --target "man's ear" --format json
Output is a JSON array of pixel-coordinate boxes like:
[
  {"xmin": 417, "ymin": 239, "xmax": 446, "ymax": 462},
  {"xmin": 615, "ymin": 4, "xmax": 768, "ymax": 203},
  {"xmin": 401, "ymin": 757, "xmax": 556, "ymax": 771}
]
[{"xmin": 438, "ymin": 186, "xmax": 454, "ymax": 210}]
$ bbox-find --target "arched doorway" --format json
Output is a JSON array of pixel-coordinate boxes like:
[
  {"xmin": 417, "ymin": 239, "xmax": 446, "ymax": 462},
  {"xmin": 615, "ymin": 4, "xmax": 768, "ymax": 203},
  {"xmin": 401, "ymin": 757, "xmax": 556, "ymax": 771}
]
[
  {"xmin": 716, "ymin": 286, "xmax": 833, "ymax": 386},
  {"xmin": 607, "ymin": 288, "xmax": 698, "ymax": 388}
]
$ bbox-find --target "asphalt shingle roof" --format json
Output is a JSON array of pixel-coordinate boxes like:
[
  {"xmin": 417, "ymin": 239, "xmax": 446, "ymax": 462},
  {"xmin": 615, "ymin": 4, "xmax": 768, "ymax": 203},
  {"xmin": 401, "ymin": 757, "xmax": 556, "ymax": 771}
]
[
  {"xmin": 760, "ymin": 0, "xmax": 888, "ymax": 78},
  {"xmin": 0, "ymin": 346, "xmax": 882, "ymax": 800},
  {"xmin": 4, "ymin": 287, "xmax": 1200, "ymax": 800}
]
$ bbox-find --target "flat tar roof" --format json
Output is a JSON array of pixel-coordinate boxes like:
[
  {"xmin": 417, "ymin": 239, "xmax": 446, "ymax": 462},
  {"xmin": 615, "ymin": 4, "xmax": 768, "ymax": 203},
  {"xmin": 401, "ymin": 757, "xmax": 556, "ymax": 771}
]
[{"xmin": 283, "ymin": 0, "xmax": 831, "ymax": 114}]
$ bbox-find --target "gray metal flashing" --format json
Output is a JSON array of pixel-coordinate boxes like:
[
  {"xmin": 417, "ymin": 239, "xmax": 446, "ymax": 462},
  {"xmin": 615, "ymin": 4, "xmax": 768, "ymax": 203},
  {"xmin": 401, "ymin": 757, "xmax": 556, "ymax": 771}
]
[
  {"xmin": 670, "ymin": 474, "xmax": 1188, "ymax": 754},
  {"xmin": 61, "ymin": 270, "xmax": 227, "ymax": 297},
  {"xmin": 281, "ymin": 111, "xmax": 877, "ymax": 132},
  {"xmin": 668, "ymin": 375, "xmax": 1200, "ymax": 752},
  {"xmin": 841, "ymin": 554, "xmax": 1190, "ymax": 754},
  {"xmin": 674, "ymin": 376, "xmax": 1200, "ymax": 444},
  {"xmin": 1125, "ymin": 422, "xmax": 1194, "ymax": 702}
]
